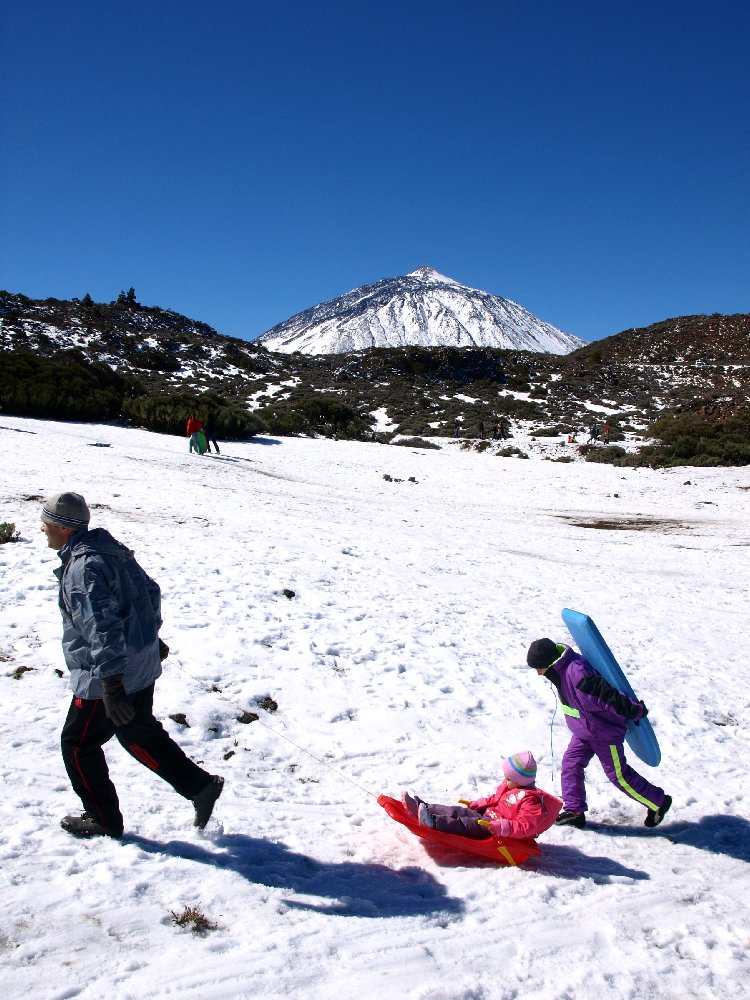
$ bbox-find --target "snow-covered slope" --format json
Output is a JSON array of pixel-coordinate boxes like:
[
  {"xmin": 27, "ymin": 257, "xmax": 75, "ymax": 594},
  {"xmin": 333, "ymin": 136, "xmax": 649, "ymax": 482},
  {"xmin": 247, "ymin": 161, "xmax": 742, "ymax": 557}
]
[
  {"xmin": 258, "ymin": 266, "xmax": 584, "ymax": 355},
  {"xmin": 2, "ymin": 417, "xmax": 750, "ymax": 1000}
]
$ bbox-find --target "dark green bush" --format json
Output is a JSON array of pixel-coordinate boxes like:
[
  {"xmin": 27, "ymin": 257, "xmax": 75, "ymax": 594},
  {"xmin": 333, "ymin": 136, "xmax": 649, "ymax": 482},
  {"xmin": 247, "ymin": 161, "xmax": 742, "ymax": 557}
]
[
  {"xmin": 494, "ymin": 396, "xmax": 545, "ymax": 419},
  {"xmin": 585, "ymin": 445, "xmax": 628, "ymax": 464},
  {"xmin": 0, "ymin": 351, "xmax": 134, "ymax": 421},
  {"xmin": 393, "ymin": 437, "xmax": 441, "ymax": 449},
  {"xmin": 630, "ymin": 407, "xmax": 750, "ymax": 467},
  {"xmin": 123, "ymin": 389, "xmax": 266, "ymax": 439},
  {"xmin": 257, "ymin": 407, "xmax": 307, "ymax": 436},
  {"xmin": 533, "ymin": 426, "xmax": 567, "ymax": 438},
  {"xmin": 256, "ymin": 393, "xmax": 374, "ymax": 439},
  {"xmin": 134, "ymin": 349, "xmax": 182, "ymax": 373}
]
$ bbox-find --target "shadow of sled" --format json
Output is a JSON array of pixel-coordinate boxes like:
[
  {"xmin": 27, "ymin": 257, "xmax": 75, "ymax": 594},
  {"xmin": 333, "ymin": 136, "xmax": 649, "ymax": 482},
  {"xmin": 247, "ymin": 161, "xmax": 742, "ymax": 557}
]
[
  {"xmin": 125, "ymin": 831, "xmax": 465, "ymax": 919},
  {"xmin": 525, "ymin": 842, "xmax": 649, "ymax": 882},
  {"xmin": 409, "ymin": 838, "xmax": 649, "ymax": 883},
  {"xmin": 586, "ymin": 813, "xmax": 750, "ymax": 864}
]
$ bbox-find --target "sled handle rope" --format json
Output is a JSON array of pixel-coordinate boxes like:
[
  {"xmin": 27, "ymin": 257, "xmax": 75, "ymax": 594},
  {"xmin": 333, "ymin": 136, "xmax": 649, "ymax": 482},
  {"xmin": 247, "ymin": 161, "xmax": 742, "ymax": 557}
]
[
  {"xmin": 548, "ymin": 691, "xmax": 558, "ymax": 787},
  {"xmin": 169, "ymin": 653, "xmax": 380, "ymax": 802}
]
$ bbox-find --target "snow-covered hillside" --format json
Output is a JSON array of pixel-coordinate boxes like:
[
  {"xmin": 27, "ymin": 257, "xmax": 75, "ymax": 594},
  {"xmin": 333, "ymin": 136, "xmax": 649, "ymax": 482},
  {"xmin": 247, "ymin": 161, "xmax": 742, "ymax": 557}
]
[
  {"xmin": 1, "ymin": 416, "xmax": 748, "ymax": 1000},
  {"xmin": 258, "ymin": 266, "xmax": 584, "ymax": 355}
]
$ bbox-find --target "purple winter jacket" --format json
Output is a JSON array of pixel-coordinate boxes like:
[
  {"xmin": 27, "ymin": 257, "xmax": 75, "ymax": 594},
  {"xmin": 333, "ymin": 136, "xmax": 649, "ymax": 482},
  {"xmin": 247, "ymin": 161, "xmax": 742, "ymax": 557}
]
[{"xmin": 547, "ymin": 645, "xmax": 645, "ymax": 744}]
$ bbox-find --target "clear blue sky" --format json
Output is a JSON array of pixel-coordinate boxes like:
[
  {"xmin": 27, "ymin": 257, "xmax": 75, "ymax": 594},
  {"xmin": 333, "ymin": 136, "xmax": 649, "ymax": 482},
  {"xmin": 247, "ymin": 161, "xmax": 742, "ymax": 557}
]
[{"xmin": 2, "ymin": 1, "xmax": 748, "ymax": 344}]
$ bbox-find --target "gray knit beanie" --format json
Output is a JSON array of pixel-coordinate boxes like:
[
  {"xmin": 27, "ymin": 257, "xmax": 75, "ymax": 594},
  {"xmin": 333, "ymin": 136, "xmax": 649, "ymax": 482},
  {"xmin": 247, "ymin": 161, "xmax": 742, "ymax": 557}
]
[{"xmin": 41, "ymin": 492, "xmax": 90, "ymax": 530}]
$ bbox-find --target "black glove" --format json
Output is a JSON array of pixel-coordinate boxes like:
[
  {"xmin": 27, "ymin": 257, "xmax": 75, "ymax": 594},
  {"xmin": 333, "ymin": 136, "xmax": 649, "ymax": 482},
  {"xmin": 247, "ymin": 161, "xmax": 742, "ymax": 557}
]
[
  {"xmin": 101, "ymin": 675, "xmax": 136, "ymax": 727},
  {"xmin": 632, "ymin": 699, "xmax": 649, "ymax": 726},
  {"xmin": 159, "ymin": 638, "xmax": 170, "ymax": 661}
]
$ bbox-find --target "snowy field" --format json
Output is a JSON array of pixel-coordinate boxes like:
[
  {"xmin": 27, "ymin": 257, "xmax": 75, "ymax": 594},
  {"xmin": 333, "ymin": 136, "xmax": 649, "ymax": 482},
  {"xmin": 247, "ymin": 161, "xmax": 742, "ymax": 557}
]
[{"xmin": 1, "ymin": 415, "xmax": 748, "ymax": 1000}]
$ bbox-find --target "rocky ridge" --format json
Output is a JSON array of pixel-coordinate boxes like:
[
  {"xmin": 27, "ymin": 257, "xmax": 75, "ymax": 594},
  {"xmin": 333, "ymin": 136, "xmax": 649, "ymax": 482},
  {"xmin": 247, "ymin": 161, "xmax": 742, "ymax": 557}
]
[{"xmin": 1, "ymin": 290, "xmax": 748, "ymax": 454}]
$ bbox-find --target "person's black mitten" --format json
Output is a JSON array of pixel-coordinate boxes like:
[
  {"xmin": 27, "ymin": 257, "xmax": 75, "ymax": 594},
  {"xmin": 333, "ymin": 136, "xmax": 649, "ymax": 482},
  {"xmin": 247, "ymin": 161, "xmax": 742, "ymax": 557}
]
[
  {"xmin": 159, "ymin": 638, "xmax": 170, "ymax": 661},
  {"xmin": 632, "ymin": 699, "xmax": 649, "ymax": 726},
  {"xmin": 101, "ymin": 675, "xmax": 136, "ymax": 726}
]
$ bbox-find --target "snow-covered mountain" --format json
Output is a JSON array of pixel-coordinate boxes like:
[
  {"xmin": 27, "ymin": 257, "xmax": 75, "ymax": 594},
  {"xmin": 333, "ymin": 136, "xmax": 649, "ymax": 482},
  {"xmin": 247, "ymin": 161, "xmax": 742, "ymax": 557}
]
[{"xmin": 257, "ymin": 266, "xmax": 585, "ymax": 355}]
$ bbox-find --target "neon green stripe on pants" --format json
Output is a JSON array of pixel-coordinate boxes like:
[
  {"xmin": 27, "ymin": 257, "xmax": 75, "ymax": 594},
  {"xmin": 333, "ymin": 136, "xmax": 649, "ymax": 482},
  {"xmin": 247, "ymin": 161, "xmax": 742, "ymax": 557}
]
[{"xmin": 609, "ymin": 744, "xmax": 659, "ymax": 810}]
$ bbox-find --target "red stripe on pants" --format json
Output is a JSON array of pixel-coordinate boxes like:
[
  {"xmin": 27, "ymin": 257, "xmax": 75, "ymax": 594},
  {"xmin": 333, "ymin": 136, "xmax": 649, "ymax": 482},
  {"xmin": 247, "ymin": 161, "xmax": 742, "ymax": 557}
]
[
  {"xmin": 73, "ymin": 701, "xmax": 110, "ymax": 826},
  {"xmin": 129, "ymin": 743, "xmax": 161, "ymax": 771}
]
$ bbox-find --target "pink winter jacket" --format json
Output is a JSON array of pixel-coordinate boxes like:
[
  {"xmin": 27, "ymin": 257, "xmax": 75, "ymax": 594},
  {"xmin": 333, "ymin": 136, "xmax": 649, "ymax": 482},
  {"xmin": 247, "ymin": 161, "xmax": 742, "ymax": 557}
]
[{"xmin": 469, "ymin": 781, "xmax": 561, "ymax": 840}]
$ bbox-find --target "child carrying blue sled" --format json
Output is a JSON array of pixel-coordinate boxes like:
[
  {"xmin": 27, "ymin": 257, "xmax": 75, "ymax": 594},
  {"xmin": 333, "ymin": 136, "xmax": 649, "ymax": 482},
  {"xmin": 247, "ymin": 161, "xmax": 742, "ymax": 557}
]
[{"xmin": 527, "ymin": 638, "xmax": 671, "ymax": 829}]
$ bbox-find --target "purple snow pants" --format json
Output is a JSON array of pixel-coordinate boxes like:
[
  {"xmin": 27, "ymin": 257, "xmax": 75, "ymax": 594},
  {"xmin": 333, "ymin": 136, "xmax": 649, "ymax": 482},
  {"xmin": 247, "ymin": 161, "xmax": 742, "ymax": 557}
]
[
  {"xmin": 425, "ymin": 803, "xmax": 492, "ymax": 840},
  {"xmin": 562, "ymin": 736, "xmax": 665, "ymax": 814}
]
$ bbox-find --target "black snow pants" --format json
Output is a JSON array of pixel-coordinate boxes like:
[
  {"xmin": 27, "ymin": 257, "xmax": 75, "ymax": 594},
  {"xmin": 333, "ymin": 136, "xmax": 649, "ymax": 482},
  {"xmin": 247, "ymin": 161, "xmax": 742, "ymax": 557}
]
[{"xmin": 61, "ymin": 683, "xmax": 210, "ymax": 835}]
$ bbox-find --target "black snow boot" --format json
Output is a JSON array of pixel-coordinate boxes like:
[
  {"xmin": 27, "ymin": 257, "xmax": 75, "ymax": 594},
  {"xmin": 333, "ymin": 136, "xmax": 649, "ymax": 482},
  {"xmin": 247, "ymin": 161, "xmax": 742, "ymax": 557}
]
[
  {"xmin": 555, "ymin": 809, "xmax": 586, "ymax": 828},
  {"xmin": 192, "ymin": 775, "xmax": 224, "ymax": 829},
  {"xmin": 61, "ymin": 812, "xmax": 122, "ymax": 839},
  {"xmin": 645, "ymin": 795, "xmax": 672, "ymax": 828}
]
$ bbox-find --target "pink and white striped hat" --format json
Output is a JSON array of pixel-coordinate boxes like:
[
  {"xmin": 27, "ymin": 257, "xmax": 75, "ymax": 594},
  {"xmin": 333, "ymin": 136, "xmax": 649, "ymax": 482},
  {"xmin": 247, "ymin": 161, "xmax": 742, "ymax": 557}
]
[{"xmin": 502, "ymin": 751, "xmax": 537, "ymax": 786}]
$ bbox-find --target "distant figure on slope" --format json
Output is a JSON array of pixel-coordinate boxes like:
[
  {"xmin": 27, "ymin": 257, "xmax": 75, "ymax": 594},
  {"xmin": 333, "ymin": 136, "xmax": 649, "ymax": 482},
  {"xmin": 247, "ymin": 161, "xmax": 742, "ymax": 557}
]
[
  {"xmin": 186, "ymin": 414, "xmax": 204, "ymax": 454},
  {"xmin": 203, "ymin": 415, "xmax": 221, "ymax": 454},
  {"xmin": 401, "ymin": 752, "xmax": 561, "ymax": 840},
  {"xmin": 604, "ymin": 423, "xmax": 611, "ymax": 443},
  {"xmin": 587, "ymin": 422, "xmax": 599, "ymax": 444},
  {"xmin": 526, "ymin": 638, "xmax": 671, "ymax": 829},
  {"xmin": 41, "ymin": 492, "xmax": 224, "ymax": 839}
]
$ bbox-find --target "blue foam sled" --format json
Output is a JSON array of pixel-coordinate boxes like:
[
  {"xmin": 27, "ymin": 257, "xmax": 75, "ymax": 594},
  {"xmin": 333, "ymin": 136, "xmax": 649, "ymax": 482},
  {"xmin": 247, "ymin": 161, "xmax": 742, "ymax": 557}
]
[{"xmin": 561, "ymin": 608, "xmax": 661, "ymax": 767}]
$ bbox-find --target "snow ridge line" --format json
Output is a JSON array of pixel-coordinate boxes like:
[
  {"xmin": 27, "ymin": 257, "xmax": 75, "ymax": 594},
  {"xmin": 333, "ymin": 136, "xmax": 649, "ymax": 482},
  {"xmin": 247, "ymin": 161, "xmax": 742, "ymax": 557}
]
[{"xmin": 168, "ymin": 653, "xmax": 380, "ymax": 802}]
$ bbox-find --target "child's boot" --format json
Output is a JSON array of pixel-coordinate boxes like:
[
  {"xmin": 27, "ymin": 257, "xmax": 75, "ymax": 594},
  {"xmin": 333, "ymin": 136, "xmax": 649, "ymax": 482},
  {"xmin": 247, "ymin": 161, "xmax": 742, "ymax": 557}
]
[
  {"xmin": 555, "ymin": 809, "xmax": 586, "ymax": 828},
  {"xmin": 417, "ymin": 803, "xmax": 436, "ymax": 828},
  {"xmin": 401, "ymin": 790, "xmax": 421, "ymax": 819},
  {"xmin": 645, "ymin": 795, "xmax": 672, "ymax": 828}
]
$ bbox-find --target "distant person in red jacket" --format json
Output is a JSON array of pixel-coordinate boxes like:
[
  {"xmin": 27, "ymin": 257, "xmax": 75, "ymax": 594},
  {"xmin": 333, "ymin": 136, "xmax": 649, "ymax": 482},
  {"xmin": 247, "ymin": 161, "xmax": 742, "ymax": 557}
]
[
  {"xmin": 401, "ymin": 751, "xmax": 561, "ymax": 841},
  {"xmin": 186, "ymin": 415, "xmax": 204, "ymax": 454}
]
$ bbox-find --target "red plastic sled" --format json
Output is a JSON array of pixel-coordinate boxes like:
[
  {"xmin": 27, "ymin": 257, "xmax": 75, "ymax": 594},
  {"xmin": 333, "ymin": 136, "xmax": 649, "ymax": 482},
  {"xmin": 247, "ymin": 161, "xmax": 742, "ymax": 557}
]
[{"xmin": 378, "ymin": 795, "xmax": 543, "ymax": 866}]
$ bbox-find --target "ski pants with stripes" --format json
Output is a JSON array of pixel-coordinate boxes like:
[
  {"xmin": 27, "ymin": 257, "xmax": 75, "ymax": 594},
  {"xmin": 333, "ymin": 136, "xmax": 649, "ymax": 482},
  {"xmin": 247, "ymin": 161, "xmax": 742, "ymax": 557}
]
[
  {"xmin": 561, "ymin": 736, "xmax": 666, "ymax": 815},
  {"xmin": 61, "ymin": 682, "xmax": 211, "ymax": 836}
]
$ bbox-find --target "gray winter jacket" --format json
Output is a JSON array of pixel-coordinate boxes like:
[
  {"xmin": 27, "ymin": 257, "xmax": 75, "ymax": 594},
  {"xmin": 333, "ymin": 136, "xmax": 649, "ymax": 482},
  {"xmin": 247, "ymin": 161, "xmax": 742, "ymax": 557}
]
[{"xmin": 54, "ymin": 528, "xmax": 163, "ymax": 699}]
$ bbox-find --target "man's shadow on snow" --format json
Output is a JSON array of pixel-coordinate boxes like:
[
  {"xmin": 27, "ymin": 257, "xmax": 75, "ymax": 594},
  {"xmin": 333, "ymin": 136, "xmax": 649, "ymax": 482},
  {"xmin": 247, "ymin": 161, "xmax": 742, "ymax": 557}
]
[
  {"xmin": 585, "ymin": 814, "xmax": 750, "ymax": 864},
  {"xmin": 126, "ymin": 832, "xmax": 465, "ymax": 919}
]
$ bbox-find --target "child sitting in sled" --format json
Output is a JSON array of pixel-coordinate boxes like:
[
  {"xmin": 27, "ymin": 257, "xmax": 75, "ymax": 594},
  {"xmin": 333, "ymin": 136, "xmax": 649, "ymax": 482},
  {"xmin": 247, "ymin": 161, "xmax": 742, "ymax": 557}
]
[{"xmin": 402, "ymin": 751, "xmax": 561, "ymax": 841}]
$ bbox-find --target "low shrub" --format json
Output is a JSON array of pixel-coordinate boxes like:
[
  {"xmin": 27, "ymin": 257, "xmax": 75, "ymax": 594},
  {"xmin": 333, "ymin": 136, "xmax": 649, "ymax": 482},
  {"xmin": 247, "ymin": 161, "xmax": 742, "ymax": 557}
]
[
  {"xmin": 170, "ymin": 905, "xmax": 217, "ymax": 934},
  {"xmin": 0, "ymin": 522, "xmax": 20, "ymax": 544},
  {"xmin": 392, "ymin": 437, "xmax": 441, "ymax": 449},
  {"xmin": 533, "ymin": 426, "xmax": 567, "ymax": 438},
  {"xmin": 585, "ymin": 445, "xmax": 628, "ymax": 464}
]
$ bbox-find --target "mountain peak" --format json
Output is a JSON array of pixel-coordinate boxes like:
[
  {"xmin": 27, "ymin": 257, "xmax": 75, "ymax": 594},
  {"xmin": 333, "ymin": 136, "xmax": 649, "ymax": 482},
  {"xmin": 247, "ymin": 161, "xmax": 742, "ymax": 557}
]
[
  {"xmin": 407, "ymin": 266, "xmax": 460, "ymax": 285},
  {"xmin": 257, "ymin": 270, "xmax": 584, "ymax": 356}
]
